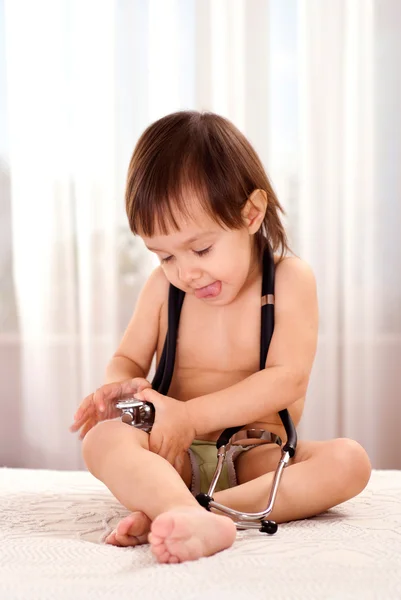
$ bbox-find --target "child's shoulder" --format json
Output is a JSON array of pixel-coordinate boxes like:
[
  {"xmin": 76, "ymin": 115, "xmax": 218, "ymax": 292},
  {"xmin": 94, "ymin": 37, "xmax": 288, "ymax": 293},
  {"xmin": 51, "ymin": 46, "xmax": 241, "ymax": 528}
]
[
  {"xmin": 140, "ymin": 265, "xmax": 169, "ymax": 307},
  {"xmin": 274, "ymin": 255, "xmax": 317, "ymax": 307},
  {"xmin": 274, "ymin": 254, "xmax": 315, "ymax": 281}
]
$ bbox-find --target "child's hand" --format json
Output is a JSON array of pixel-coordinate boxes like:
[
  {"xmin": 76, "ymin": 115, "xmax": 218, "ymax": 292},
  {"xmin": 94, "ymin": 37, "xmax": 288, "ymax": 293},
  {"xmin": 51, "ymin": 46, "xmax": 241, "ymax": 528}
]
[
  {"xmin": 70, "ymin": 377, "xmax": 152, "ymax": 439},
  {"xmin": 133, "ymin": 388, "xmax": 196, "ymax": 475}
]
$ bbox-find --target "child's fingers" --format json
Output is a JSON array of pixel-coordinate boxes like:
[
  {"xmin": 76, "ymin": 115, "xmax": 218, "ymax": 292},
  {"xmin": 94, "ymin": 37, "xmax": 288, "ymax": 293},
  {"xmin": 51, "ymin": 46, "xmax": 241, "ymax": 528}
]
[
  {"xmin": 87, "ymin": 383, "xmax": 118, "ymax": 414},
  {"xmin": 73, "ymin": 399, "xmax": 111, "ymax": 431},
  {"xmin": 70, "ymin": 405, "xmax": 95, "ymax": 431},
  {"xmin": 148, "ymin": 428, "xmax": 163, "ymax": 456},
  {"xmin": 70, "ymin": 414, "xmax": 88, "ymax": 432},
  {"xmin": 92, "ymin": 387, "xmax": 110, "ymax": 413},
  {"xmin": 93, "ymin": 382, "xmax": 124, "ymax": 412},
  {"xmin": 122, "ymin": 378, "xmax": 152, "ymax": 397},
  {"xmin": 70, "ymin": 413, "xmax": 96, "ymax": 432},
  {"xmin": 74, "ymin": 393, "xmax": 95, "ymax": 420},
  {"xmin": 136, "ymin": 381, "xmax": 152, "ymax": 393},
  {"xmin": 72, "ymin": 387, "xmax": 118, "ymax": 432},
  {"xmin": 165, "ymin": 447, "xmax": 180, "ymax": 469},
  {"xmin": 173, "ymin": 453, "xmax": 185, "ymax": 476},
  {"xmin": 79, "ymin": 418, "xmax": 97, "ymax": 440}
]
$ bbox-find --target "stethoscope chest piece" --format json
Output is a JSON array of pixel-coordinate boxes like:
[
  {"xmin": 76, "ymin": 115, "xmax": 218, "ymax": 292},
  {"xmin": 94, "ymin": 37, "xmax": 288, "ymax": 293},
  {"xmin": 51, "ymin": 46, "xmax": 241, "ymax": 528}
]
[{"xmin": 115, "ymin": 399, "xmax": 155, "ymax": 433}]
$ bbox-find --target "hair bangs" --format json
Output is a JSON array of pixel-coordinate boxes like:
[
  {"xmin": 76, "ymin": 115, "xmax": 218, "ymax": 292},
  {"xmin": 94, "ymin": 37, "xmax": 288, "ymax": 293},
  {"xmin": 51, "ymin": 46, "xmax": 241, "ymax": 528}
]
[{"xmin": 127, "ymin": 129, "xmax": 245, "ymax": 237}]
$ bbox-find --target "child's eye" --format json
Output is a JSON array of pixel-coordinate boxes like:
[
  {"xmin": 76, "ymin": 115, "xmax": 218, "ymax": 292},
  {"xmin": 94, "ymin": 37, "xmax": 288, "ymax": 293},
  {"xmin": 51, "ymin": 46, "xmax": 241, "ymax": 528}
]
[
  {"xmin": 195, "ymin": 246, "xmax": 212, "ymax": 257},
  {"xmin": 160, "ymin": 246, "xmax": 212, "ymax": 264},
  {"xmin": 160, "ymin": 255, "xmax": 173, "ymax": 264}
]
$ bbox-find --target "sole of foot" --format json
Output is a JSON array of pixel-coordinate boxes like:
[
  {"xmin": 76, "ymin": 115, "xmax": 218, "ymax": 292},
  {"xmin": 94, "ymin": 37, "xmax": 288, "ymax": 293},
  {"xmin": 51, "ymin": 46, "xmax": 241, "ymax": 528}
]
[{"xmin": 149, "ymin": 506, "xmax": 237, "ymax": 564}]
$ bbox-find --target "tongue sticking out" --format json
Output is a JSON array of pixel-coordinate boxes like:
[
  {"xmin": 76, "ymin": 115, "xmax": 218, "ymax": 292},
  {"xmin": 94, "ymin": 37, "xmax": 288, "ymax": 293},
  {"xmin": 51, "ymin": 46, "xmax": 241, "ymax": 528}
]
[{"xmin": 194, "ymin": 281, "xmax": 222, "ymax": 299}]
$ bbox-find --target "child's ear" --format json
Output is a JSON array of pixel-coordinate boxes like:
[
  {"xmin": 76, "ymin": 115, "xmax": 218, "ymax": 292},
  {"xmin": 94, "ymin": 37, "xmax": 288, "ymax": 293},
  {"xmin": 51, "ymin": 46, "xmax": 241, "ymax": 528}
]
[{"xmin": 242, "ymin": 189, "xmax": 268, "ymax": 234}]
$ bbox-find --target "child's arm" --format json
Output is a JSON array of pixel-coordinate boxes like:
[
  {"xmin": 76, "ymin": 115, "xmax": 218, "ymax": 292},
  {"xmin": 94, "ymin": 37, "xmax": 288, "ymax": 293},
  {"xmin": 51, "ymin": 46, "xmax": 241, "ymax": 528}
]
[
  {"xmin": 186, "ymin": 257, "xmax": 318, "ymax": 436},
  {"xmin": 104, "ymin": 266, "xmax": 168, "ymax": 384},
  {"xmin": 70, "ymin": 266, "xmax": 168, "ymax": 436}
]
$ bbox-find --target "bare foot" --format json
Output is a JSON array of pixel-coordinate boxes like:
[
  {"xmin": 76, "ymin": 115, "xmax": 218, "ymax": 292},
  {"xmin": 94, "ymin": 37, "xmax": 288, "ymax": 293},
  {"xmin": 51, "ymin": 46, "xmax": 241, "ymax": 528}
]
[
  {"xmin": 105, "ymin": 511, "xmax": 151, "ymax": 547},
  {"xmin": 148, "ymin": 506, "xmax": 237, "ymax": 564}
]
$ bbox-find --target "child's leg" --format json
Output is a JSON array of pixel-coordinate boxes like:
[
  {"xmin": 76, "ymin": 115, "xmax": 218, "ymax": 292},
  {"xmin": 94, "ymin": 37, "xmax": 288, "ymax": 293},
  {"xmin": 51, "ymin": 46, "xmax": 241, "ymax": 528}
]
[
  {"xmin": 82, "ymin": 420, "xmax": 236, "ymax": 563},
  {"xmin": 212, "ymin": 438, "xmax": 371, "ymax": 522},
  {"xmin": 103, "ymin": 437, "xmax": 370, "ymax": 545}
]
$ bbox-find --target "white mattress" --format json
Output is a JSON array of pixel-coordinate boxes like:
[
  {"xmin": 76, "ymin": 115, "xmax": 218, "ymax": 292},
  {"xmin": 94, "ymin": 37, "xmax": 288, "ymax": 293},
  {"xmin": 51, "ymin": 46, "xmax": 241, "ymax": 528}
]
[{"xmin": 0, "ymin": 468, "xmax": 400, "ymax": 600}]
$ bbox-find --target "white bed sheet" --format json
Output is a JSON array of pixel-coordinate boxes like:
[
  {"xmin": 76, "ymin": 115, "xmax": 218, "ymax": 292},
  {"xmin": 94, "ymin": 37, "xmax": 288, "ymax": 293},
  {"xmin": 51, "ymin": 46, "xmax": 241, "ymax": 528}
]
[{"xmin": 0, "ymin": 468, "xmax": 400, "ymax": 600}]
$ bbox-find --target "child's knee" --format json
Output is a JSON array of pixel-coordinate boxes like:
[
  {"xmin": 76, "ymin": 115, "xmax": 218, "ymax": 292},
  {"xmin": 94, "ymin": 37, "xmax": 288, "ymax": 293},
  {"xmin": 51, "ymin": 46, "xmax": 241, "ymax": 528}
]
[
  {"xmin": 82, "ymin": 421, "xmax": 118, "ymax": 474},
  {"xmin": 82, "ymin": 420, "xmax": 149, "ymax": 475},
  {"xmin": 330, "ymin": 438, "xmax": 371, "ymax": 495}
]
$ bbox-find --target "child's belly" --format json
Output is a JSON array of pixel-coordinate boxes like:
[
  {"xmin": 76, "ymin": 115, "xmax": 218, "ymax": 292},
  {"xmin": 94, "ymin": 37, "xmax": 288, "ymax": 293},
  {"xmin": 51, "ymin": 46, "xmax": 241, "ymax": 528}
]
[{"xmin": 166, "ymin": 366, "xmax": 304, "ymax": 443}]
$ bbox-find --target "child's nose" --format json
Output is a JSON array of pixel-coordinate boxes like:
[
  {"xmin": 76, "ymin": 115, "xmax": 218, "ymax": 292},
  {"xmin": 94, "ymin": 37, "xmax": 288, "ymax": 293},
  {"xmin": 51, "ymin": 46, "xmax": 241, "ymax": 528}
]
[{"xmin": 178, "ymin": 262, "xmax": 202, "ymax": 284}]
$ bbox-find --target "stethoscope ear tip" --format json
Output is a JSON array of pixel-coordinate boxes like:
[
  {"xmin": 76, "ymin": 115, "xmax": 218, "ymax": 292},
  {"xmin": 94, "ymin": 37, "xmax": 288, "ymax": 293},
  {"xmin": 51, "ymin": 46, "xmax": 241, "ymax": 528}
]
[
  {"xmin": 195, "ymin": 493, "xmax": 213, "ymax": 511},
  {"xmin": 260, "ymin": 520, "xmax": 278, "ymax": 535}
]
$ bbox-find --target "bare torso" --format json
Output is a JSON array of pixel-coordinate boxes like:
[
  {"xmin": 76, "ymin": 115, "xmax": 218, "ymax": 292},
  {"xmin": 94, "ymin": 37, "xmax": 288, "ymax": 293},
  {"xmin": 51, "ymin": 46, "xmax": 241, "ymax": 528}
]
[{"xmin": 155, "ymin": 261, "xmax": 304, "ymax": 442}]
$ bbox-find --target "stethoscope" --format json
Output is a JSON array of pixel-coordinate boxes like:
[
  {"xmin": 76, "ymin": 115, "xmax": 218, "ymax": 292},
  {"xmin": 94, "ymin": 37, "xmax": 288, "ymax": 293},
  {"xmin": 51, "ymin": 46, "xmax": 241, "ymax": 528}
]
[{"xmin": 117, "ymin": 244, "xmax": 297, "ymax": 534}]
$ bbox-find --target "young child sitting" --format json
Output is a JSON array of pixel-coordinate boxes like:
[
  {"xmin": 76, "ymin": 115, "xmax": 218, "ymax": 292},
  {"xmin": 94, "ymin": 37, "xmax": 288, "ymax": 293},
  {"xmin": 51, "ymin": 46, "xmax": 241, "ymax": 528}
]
[{"xmin": 70, "ymin": 111, "xmax": 371, "ymax": 564}]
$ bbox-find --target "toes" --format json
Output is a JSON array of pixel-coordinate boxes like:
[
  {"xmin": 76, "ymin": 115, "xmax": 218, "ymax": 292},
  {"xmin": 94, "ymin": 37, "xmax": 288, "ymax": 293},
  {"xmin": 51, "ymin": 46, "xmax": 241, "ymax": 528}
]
[
  {"xmin": 148, "ymin": 532, "xmax": 163, "ymax": 546},
  {"xmin": 114, "ymin": 532, "xmax": 145, "ymax": 547},
  {"xmin": 168, "ymin": 556, "xmax": 180, "ymax": 564},
  {"xmin": 149, "ymin": 533, "xmax": 187, "ymax": 564},
  {"xmin": 117, "ymin": 512, "xmax": 151, "ymax": 537},
  {"xmin": 106, "ymin": 529, "xmax": 148, "ymax": 547},
  {"xmin": 158, "ymin": 551, "xmax": 171, "ymax": 563},
  {"xmin": 149, "ymin": 537, "xmax": 170, "ymax": 561},
  {"xmin": 151, "ymin": 543, "xmax": 173, "ymax": 564},
  {"xmin": 116, "ymin": 516, "xmax": 135, "ymax": 536},
  {"xmin": 105, "ymin": 530, "xmax": 121, "ymax": 546},
  {"xmin": 106, "ymin": 511, "xmax": 152, "ymax": 547},
  {"xmin": 105, "ymin": 512, "xmax": 151, "ymax": 547},
  {"xmin": 116, "ymin": 515, "xmax": 139, "ymax": 535},
  {"xmin": 151, "ymin": 542, "xmax": 165, "ymax": 557}
]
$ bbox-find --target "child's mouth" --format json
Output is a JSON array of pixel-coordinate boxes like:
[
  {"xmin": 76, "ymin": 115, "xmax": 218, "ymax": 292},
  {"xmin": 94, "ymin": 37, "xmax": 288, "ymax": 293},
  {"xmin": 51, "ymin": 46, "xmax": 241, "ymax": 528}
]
[{"xmin": 194, "ymin": 281, "xmax": 222, "ymax": 299}]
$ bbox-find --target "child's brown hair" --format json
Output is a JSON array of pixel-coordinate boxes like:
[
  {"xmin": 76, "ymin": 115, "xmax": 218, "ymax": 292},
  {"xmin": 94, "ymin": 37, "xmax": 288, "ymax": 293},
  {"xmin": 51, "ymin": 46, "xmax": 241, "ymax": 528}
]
[{"xmin": 125, "ymin": 111, "xmax": 290, "ymax": 259}]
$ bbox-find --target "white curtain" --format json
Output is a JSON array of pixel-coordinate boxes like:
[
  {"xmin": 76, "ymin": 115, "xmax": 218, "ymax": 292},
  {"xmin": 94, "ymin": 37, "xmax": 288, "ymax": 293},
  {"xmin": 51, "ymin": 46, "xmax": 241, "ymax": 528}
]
[
  {"xmin": 0, "ymin": 0, "xmax": 399, "ymax": 470},
  {"xmin": 297, "ymin": 0, "xmax": 401, "ymax": 468}
]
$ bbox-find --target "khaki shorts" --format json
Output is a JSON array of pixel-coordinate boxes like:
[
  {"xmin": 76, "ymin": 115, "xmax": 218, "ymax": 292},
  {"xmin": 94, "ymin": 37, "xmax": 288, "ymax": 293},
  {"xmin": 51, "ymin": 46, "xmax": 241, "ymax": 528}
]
[{"xmin": 187, "ymin": 439, "xmax": 257, "ymax": 496}]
